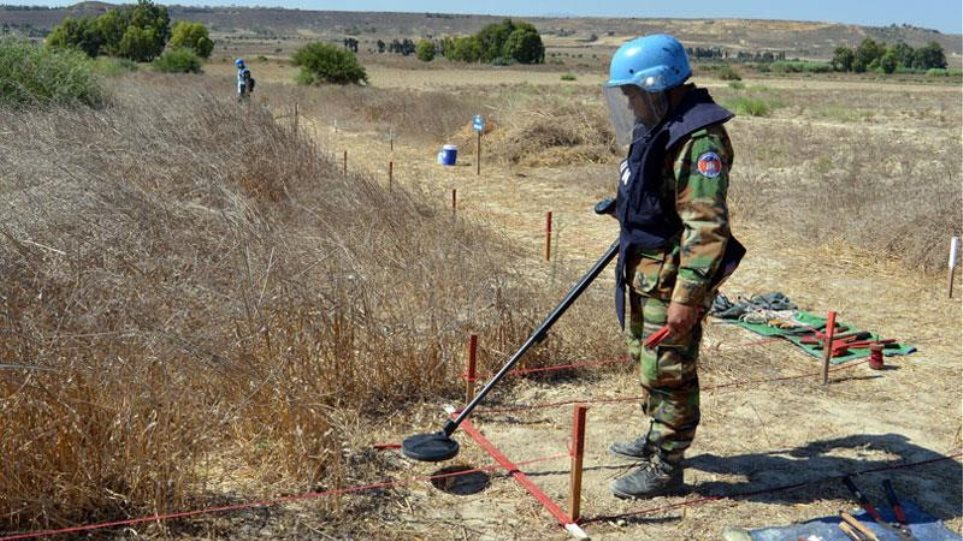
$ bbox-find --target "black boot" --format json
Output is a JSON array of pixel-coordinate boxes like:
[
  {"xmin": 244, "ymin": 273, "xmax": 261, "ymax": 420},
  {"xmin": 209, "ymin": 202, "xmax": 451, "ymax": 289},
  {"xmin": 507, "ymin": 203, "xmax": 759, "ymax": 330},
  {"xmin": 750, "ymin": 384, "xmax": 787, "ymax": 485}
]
[
  {"xmin": 608, "ymin": 435, "xmax": 656, "ymax": 461},
  {"xmin": 610, "ymin": 459, "xmax": 684, "ymax": 499}
]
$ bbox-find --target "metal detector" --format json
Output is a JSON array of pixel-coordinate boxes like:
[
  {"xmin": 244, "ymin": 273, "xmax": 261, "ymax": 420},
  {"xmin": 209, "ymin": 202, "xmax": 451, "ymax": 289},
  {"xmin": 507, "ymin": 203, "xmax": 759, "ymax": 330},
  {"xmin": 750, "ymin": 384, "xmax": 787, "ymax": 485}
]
[{"xmin": 402, "ymin": 199, "xmax": 618, "ymax": 462}]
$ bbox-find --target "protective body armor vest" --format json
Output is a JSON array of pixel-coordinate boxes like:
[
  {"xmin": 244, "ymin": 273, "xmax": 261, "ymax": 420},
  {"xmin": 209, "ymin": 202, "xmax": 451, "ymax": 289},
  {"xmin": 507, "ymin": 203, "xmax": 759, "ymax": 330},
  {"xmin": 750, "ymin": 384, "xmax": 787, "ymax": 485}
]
[
  {"xmin": 615, "ymin": 88, "xmax": 734, "ymax": 327},
  {"xmin": 237, "ymin": 68, "xmax": 250, "ymax": 90}
]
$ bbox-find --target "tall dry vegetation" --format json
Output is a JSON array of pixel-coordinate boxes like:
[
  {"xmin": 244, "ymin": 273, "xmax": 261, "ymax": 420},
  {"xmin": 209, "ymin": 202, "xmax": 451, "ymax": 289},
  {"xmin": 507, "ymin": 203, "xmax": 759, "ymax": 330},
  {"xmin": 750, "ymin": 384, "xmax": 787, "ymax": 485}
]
[
  {"xmin": 267, "ymin": 83, "xmax": 619, "ymax": 168},
  {"xmin": 725, "ymin": 114, "xmax": 961, "ymax": 271},
  {"xmin": 265, "ymin": 82, "xmax": 477, "ymax": 143},
  {"xmin": 0, "ymin": 74, "xmax": 619, "ymax": 534},
  {"xmin": 489, "ymin": 97, "xmax": 618, "ymax": 166},
  {"xmin": 448, "ymin": 90, "xmax": 620, "ymax": 167}
]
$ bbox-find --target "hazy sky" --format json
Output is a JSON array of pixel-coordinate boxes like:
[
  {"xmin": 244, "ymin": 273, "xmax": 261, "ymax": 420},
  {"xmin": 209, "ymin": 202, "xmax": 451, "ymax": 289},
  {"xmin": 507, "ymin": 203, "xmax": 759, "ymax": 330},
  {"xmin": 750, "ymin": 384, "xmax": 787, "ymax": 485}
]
[{"xmin": 6, "ymin": 0, "xmax": 963, "ymax": 34}]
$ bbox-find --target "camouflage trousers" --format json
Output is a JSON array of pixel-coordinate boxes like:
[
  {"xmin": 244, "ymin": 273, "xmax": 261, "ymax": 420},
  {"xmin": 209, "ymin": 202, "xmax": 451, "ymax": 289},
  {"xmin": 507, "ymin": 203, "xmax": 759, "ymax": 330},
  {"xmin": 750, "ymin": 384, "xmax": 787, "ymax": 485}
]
[{"xmin": 626, "ymin": 290, "xmax": 703, "ymax": 466}]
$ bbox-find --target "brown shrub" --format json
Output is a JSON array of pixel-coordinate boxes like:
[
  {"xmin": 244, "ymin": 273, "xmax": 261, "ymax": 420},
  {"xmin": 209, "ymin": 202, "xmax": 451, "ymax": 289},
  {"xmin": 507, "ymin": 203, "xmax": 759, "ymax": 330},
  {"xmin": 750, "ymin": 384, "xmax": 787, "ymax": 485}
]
[{"xmin": 475, "ymin": 98, "xmax": 620, "ymax": 167}]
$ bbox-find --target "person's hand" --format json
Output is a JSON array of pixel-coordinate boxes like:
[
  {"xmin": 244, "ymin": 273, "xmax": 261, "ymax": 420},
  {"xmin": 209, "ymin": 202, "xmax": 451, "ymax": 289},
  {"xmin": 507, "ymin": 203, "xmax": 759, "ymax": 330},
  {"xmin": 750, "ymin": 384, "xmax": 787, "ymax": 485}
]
[{"xmin": 666, "ymin": 302, "xmax": 702, "ymax": 336}]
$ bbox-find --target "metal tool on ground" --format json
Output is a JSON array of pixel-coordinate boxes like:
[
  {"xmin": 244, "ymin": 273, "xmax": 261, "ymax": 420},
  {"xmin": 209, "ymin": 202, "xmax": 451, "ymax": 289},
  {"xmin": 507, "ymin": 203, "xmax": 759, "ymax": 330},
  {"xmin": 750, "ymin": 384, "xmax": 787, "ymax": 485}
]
[
  {"xmin": 800, "ymin": 326, "xmax": 901, "ymax": 358},
  {"xmin": 832, "ymin": 339, "xmax": 897, "ymax": 357},
  {"xmin": 402, "ymin": 199, "xmax": 619, "ymax": 462},
  {"xmin": 800, "ymin": 331, "xmax": 872, "ymax": 346},
  {"xmin": 842, "ymin": 476, "xmax": 916, "ymax": 541},
  {"xmin": 883, "ymin": 479, "xmax": 915, "ymax": 540}
]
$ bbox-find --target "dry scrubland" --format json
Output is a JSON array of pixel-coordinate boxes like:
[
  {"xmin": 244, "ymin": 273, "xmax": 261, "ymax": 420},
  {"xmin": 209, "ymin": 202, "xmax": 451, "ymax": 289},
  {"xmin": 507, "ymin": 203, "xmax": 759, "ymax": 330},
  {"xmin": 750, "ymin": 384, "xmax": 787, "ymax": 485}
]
[
  {"xmin": 273, "ymin": 63, "xmax": 961, "ymax": 272},
  {"xmin": 0, "ymin": 59, "xmax": 960, "ymax": 539},
  {"xmin": 0, "ymin": 75, "xmax": 622, "ymax": 535}
]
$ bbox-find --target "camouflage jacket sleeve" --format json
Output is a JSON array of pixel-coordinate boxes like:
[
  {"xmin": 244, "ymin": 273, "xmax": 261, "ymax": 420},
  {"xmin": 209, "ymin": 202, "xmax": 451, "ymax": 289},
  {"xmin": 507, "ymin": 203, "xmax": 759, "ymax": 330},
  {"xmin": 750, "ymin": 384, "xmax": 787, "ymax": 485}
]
[{"xmin": 669, "ymin": 126, "xmax": 733, "ymax": 306}]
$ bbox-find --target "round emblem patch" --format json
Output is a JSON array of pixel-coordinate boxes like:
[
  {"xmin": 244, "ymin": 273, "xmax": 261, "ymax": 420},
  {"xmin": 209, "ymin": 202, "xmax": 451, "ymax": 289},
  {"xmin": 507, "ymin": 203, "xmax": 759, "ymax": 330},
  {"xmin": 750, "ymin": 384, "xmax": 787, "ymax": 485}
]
[{"xmin": 697, "ymin": 151, "xmax": 723, "ymax": 179}]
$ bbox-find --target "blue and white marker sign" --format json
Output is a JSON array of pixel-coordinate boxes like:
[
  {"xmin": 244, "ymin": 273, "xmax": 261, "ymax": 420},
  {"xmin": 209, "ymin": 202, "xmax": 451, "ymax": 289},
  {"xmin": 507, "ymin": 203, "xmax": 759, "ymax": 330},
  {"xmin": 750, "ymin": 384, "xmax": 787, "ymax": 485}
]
[{"xmin": 472, "ymin": 114, "xmax": 486, "ymax": 133}]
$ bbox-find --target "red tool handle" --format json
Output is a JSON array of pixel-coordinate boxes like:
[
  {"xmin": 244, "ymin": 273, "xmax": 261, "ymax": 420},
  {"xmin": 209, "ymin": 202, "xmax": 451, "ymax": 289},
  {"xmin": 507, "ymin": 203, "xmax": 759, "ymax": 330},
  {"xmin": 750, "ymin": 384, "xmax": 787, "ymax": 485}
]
[
  {"xmin": 644, "ymin": 326, "xmax": 671, "ymax": 349},
  {"xmin": 836, "ymin": 338, "xmax": 896, "ymax": 348},
  {"xmin": 883, "ymin": 479, "xmax": 908, "ymax": 526},
  {"xmin": 843, "ymin": 476, "xmax": 885, "ymax": 523}
]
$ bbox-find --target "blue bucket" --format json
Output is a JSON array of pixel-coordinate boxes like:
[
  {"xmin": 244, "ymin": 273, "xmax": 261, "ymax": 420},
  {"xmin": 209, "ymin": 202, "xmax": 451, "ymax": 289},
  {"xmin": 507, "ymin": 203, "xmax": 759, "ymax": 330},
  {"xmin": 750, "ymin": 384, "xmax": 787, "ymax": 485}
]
[{"xmin": 438, "ymin": 144, "xmax": 457, "ymax": 166}]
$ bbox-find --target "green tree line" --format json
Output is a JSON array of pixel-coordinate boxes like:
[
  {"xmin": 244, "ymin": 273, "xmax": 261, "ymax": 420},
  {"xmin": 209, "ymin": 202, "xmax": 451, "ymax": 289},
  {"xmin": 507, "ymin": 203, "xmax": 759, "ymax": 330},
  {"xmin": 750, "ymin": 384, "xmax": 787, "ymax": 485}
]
[
  {"xmin": 437, "ymin": 19, "xmax": 544, "ymax": 64},
  {"xmin": 46, "ymin": 0, "xmax": 212, "ymax": 62},
  {"xmin": 832, "ymin": 38, "xmax": 947, "ymax": 73}
]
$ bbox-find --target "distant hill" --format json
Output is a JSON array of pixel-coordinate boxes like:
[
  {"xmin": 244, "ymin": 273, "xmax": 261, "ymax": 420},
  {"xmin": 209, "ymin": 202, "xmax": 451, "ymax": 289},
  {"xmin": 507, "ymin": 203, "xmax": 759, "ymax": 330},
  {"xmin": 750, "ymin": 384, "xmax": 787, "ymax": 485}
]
[{"xmin": 2, "ymin": 2, "xmax": 960, "ymax": 63}]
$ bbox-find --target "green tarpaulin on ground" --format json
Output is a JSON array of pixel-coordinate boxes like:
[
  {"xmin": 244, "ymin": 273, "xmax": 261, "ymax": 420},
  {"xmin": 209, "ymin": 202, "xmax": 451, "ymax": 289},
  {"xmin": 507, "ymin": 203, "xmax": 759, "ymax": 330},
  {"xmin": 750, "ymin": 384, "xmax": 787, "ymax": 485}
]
[{"xmin": 721, "ymin": 311, "xmax": 917, "ymax": 365}]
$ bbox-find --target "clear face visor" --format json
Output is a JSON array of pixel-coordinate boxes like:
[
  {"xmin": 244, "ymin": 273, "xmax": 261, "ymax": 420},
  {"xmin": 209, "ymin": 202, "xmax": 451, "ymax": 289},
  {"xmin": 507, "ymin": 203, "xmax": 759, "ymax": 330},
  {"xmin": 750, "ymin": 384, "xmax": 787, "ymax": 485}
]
[{"xmin": 603, "ymin": 85, "xmax": 668, "ymax": 146}]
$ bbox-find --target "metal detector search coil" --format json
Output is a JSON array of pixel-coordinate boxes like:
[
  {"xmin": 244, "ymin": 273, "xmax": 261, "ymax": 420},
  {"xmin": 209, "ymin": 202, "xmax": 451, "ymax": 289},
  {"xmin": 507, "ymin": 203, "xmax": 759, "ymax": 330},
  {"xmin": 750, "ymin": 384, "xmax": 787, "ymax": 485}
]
[{"xmin": 402, "ymin": 431, "xmax": 460, "ymax": 462}]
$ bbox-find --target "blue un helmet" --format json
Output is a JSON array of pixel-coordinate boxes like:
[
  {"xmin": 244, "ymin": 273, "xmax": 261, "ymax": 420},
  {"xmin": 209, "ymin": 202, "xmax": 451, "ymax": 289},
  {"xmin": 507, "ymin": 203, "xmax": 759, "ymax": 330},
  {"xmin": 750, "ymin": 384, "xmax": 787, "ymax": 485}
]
[
  {"xmin": 606, "ymin": 34, "xmax": 690, "ymax": 92},
  {"xmin": 234, "ymin": 58, "xmax": 245, "ymax": 69},
  {"xmin": 604, "ymin": 34, "xmax": 691, "ymax": 144}
]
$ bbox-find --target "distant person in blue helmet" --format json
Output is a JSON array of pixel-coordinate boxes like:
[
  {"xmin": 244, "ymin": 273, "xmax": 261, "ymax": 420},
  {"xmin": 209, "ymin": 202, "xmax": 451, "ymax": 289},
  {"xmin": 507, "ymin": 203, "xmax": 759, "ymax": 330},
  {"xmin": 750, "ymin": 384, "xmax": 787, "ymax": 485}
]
[
  {"xmin": 603, "ymin": 34, "xmax": 743, "ymax": 499},
  {"xmin": 235, "ymin": 58, "xmax": 255, "ymax": 100}
]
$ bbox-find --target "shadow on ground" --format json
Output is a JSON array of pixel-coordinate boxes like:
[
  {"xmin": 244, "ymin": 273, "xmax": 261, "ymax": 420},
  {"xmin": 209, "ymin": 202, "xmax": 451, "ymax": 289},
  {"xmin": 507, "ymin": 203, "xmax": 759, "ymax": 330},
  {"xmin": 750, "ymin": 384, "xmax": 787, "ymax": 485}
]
[{"xmin": 588, "ymin": 434, "xmax": 961, "ymax": 525}]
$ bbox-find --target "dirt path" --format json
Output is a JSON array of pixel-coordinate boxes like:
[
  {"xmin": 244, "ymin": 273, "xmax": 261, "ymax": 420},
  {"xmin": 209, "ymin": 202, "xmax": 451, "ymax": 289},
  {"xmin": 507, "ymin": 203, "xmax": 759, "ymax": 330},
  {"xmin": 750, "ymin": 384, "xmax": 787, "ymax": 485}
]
[{"xmin": 311, "ymin": 118, "xmax": 962, "ymax": 540}]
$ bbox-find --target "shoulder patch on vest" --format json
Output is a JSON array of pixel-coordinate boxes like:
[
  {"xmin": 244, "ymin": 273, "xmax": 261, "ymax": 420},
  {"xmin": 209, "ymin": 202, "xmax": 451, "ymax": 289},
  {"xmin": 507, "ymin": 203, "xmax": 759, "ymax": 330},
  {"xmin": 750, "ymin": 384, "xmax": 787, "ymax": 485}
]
[{"xmin": 696, "ymin": 151, "xmax": 723, "ymax": 179}]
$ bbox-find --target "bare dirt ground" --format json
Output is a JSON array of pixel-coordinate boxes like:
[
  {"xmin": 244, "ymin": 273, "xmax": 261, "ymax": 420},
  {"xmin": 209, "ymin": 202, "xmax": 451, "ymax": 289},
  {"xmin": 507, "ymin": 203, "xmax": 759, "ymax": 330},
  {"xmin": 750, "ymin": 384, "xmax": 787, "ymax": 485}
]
[{"xmin": 300, "ymin": 75, "xmax": 963, "ymax": 540}]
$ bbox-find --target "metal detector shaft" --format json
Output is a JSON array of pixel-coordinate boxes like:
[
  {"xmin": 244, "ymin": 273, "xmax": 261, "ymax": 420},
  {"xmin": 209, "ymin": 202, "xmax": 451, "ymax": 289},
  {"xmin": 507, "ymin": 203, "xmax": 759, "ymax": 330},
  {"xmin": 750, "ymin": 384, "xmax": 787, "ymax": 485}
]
[{"xmin": 443, "ymin": 241, "xmax": 619, "ymax": 436}]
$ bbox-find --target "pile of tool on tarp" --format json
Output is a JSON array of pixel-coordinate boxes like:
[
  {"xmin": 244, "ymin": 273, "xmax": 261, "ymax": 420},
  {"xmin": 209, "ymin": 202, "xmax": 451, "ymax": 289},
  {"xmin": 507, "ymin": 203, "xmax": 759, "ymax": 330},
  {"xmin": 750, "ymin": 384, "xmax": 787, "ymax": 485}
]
[
  {"xmin": 711, "ymin": 292, "xmax": 916, "ymax": 365},
  {"xmin": 723, "ymin": 476, "xmax": 960, "ymax": 541}
]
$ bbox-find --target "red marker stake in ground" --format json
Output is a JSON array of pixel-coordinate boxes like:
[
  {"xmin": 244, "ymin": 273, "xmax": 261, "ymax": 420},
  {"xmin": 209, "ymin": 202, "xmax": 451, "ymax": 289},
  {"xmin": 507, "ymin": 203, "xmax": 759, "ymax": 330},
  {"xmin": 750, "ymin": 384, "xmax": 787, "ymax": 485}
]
[
  {"xmin": 465, "ymin": 334, "xmax": 478, "ymax": 403},
  {"xmin": 822, "ymin": 311, "xmax": 837, "ymax": 384},
  {"xmin": 568, "ymin": 404, "xmax": 588, "ymax": 522}
]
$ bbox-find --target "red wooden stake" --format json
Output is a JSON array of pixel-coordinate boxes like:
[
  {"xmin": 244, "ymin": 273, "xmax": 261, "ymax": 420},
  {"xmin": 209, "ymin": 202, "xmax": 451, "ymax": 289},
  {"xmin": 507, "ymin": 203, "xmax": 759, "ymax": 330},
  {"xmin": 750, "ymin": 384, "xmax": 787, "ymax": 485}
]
[
  {"xmin": 568, "ymin": 404, "xmax": 588, "ymax": 522},
  {"xmin": 822, "ymin": 311, "xmax": 837, "ymax": 384},
  {"xmin": 545, "ymin": 211, "xmax": 553, "ymax": 262},
  {"xmin": 342, "ymin": 150, "xmax": 347, "ymax": 176},
  {"xmin": 451, "ymin": 189, "xmax": 457, "ymax": 216},
  {"xmin": 466, "ymin": 334, "xmax": 478, "ymax": 403},
  {"xmin": 388, "ymin": 160, "xmax": 393, "ymax": 191}
]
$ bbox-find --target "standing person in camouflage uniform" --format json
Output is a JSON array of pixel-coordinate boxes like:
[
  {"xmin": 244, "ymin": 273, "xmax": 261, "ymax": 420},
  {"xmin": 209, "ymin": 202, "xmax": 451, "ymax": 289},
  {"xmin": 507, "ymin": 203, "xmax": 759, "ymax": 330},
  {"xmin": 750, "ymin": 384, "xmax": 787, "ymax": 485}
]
[{"xmin": 601, "ymin": 34, "xmax": 741, "ymax": 499}]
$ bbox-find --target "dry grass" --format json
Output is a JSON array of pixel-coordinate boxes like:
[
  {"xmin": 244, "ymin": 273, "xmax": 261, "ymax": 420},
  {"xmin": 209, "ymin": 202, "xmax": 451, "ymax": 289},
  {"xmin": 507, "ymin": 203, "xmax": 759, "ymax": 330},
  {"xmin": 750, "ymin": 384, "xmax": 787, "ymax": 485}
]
[
  {"xmin": 438, "ymin": 87, "xmax": 619, "ymax": 168},
  {"xmin": 0, "ymin": 73, "xmax": 621, "ymax": 535},
  {"xmin": 715, "ymin": 82, "xmax": 963, "ymax": 272},
  {"xmin": 486, "ymin": 98, "xmax": 617, "ymax": 167},
  {"xmin": 730, "ymin": 118, "xmax": 961, "ymax": 271},
  {"xmin": 260, "ymin": 80, "xmax": 482, "ymax": 144}
]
